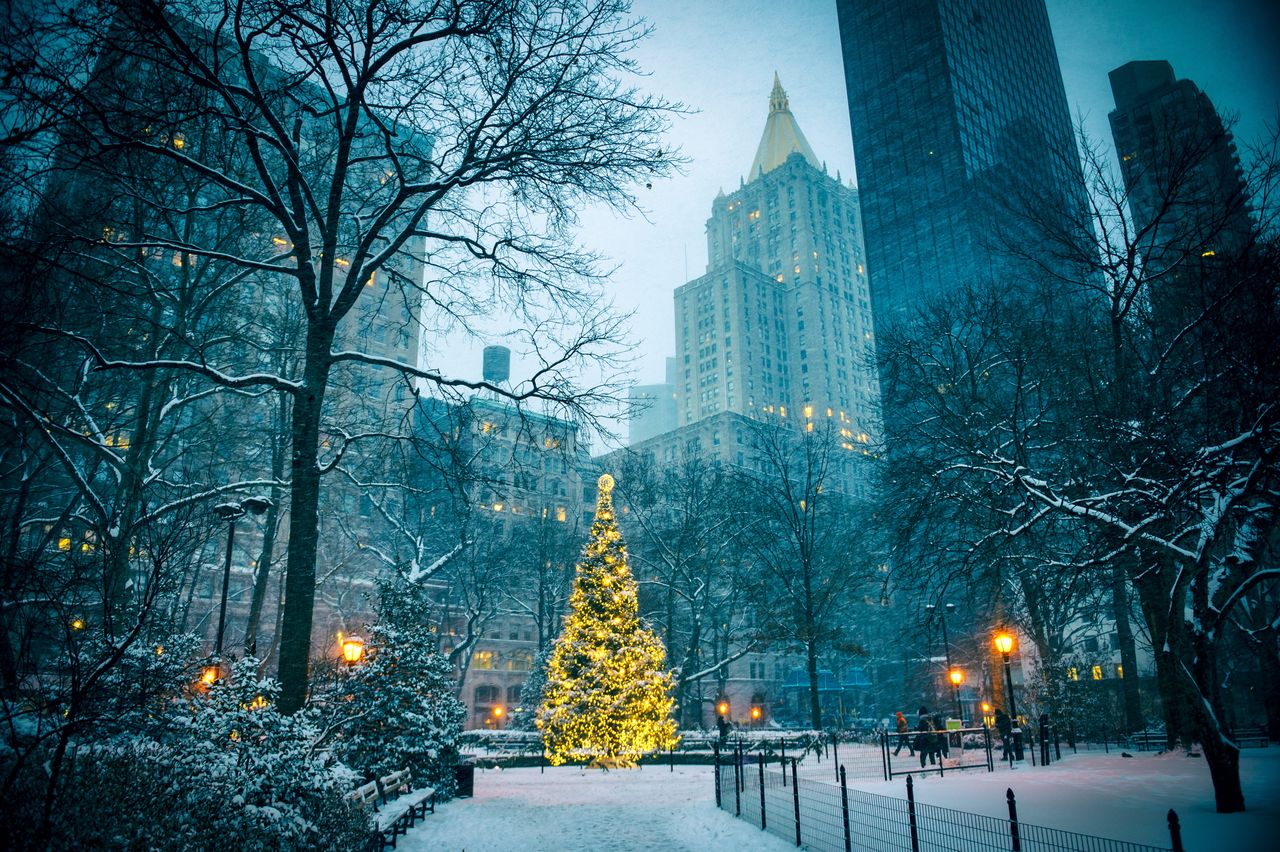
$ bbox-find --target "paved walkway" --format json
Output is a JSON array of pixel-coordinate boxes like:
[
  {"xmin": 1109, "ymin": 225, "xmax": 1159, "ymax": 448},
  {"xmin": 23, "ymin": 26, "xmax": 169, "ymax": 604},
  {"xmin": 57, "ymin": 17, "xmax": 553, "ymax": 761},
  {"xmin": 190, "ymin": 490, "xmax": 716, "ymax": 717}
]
[{"xmin": 397, "ymin": 764, "xmax": 792, "ymax": 852}]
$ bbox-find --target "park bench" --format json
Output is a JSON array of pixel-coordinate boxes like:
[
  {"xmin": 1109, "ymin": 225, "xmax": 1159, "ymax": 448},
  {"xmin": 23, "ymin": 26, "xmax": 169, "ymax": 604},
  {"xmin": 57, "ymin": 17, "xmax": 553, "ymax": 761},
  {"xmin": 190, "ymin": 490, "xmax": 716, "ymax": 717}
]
[
  {"xmin": 348, "ymin": 767, "xmax": 436, "ymax": 851},
  {"xmin": 1235, "ymin": 726, "xmax": 1269, "ymax": 748},
  {"xmin": 1127, "ymin": 730, "xmax": 1166, "ymax": 751}
]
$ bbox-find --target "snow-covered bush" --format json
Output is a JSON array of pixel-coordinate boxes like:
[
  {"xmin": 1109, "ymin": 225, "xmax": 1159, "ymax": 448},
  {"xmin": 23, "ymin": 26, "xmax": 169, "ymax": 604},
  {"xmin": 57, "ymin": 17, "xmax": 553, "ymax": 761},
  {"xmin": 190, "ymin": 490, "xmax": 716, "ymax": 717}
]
[
  {"xmin": 2, "ymin": 654, "xmax": 369, "ymax": 852},
  {"xmin": 328, "ymin": 579, "xmax": 465, "ymax": 792}
]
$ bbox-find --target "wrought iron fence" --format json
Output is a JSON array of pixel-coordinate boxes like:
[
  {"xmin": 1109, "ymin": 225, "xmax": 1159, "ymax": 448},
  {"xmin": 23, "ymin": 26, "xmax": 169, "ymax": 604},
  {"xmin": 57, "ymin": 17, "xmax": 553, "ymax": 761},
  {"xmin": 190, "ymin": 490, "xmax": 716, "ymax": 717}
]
[
  {"xmin": 883, "ymin": 726, "xmax": 994, "ymax": 778},
  {"xmin": 714, "ymin": 756, "xmax": 1181, "ymax": 852}
]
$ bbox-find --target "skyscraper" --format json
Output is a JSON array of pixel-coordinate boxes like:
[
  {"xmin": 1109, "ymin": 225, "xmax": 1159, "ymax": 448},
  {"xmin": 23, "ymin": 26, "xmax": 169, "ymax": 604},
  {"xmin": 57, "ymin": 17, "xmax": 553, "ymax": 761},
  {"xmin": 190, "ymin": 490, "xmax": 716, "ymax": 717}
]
[
  {"xmin": 672, "ymin": 76, "xmax": 881, "ymax": 459},
  {"xmin": 836, "ymin": 0, "xmax": 1085, "ymax": 320},
  {"xmin": 1108, "ymin": 60, "xmax": 1251, "ymax": 271}
]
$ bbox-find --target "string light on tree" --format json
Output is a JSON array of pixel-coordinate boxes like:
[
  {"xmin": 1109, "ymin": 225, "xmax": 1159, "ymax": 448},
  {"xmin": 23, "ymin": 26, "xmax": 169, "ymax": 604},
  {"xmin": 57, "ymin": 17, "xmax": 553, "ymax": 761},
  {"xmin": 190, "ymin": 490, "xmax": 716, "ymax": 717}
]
[{"xmin": 537, "ymin": 474, "xmax": 679, "ymax": 767}]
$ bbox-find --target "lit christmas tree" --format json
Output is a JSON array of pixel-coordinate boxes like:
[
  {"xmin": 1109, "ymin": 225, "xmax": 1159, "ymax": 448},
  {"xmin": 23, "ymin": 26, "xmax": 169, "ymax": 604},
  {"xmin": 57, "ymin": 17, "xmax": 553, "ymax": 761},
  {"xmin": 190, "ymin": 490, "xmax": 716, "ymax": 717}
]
[{"xmin": 537, "ymin": 473, "xmax": 679, "ymax": 767}]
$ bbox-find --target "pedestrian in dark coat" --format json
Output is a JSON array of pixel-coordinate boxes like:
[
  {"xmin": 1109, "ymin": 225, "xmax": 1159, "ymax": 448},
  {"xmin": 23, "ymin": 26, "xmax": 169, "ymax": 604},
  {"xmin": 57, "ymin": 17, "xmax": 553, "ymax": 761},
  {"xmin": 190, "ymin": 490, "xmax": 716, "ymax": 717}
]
[
  {"xmin": 915, "ymin": 706, "xmax": 937, "ymax": 767},
  {"xmin": 995, "ymin": 708, "xmax": 1014, "ymax": 761}
]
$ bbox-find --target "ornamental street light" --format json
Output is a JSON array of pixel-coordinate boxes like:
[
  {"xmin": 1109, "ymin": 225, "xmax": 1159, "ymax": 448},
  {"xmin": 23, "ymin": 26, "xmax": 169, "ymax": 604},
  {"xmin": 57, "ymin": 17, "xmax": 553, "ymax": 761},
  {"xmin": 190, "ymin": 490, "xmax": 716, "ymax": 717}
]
[
  {"xmin": 212, "ymin": 496, "xmax": 273, "ymax": 657},
  {"xmin": 948, "ymin": 667, "xmax": 964, "ymax": 721},
  {"xmin": 341, "ymin": 635, "xmax": 365, "ymax": 665},
  {"xmin": 994, "ymin": 631, "xmax": 1018, "ymax": 719}
]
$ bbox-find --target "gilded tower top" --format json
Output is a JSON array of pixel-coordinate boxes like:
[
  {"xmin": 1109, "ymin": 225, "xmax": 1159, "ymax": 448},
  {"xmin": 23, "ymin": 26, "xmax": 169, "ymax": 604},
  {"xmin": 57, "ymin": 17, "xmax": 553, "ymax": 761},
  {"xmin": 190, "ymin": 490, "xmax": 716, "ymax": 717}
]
[{"xmin": 748, "ymin": 73, "xmax": 821, "ymax": 180}]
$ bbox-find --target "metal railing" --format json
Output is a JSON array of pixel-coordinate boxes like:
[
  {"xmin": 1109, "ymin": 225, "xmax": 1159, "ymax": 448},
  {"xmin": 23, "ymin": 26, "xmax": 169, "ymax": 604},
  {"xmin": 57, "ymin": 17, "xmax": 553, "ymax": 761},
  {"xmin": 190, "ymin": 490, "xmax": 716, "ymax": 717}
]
[
  {"xmin": 883, "ymin": 726, "xmax": 994, "ymax": 778},
  {"xmin": 714, "ymin": 755, "xmax": 1181, "ymax": 852}
]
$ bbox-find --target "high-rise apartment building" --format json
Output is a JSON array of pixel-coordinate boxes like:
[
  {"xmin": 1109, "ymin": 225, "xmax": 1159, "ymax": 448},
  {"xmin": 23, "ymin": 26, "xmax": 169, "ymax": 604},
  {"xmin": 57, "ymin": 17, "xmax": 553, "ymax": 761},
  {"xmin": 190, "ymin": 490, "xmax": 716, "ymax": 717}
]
[
  {"xmin": 836, "ymin": 0, "xmax": 1085, "ymax": 319},
  {"xmin": 1108, "ymin": 60, "xmax": 1251, "ymax": 272},
  {"xmin": 673, "ymin": 76, "xmax": 881, "ymax": 462}
]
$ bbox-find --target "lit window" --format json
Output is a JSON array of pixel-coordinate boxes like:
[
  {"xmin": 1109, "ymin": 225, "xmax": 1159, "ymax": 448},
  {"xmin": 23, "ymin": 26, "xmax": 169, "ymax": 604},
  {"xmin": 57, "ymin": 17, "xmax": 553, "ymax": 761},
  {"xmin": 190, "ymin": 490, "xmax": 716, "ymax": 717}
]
[
  {"xmin": 803, "ymin": 405, "xmax": 813, "ymax": 418},
  {"xmin": 556, "ymin": 506, "xmax": 567, "ymax": 523},
  {"xmin": 474, "ymin": 651, "xmax": 494, "ymax": 670},
  {"xmin": 1067, "ymin": 667, "xmax": 1078, "ymax": 681},
  {"xmin": 1091, "ymin": 665, "xmax": 1103, "ymax": 681},
  {"xmin": 1115, "ymin": 664, "xmax": 1124, "ymax": 679},
  {"xmin": 58, "ymin": 537, "xmax": 72, "ymax": 552}
]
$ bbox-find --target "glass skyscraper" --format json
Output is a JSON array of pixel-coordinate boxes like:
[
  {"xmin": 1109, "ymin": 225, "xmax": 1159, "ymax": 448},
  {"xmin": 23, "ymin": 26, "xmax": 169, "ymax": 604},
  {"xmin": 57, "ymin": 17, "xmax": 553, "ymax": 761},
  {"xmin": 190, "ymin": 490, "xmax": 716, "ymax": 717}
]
[{"xmin": 836, "ymin": 0, "xmax": 1086, "ymax": 320}]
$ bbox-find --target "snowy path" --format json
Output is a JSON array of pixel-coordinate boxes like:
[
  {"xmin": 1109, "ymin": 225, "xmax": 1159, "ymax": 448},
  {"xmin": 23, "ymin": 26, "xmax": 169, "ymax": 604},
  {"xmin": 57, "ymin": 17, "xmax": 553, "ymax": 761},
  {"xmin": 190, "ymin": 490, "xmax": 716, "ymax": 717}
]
[
  {"xmin": 400, "ymin": 749, "xmax": 1280, "ymax": 851},
  {"xmin": 845, "ymin": 748, "xmax": 1280, "ymax": 851},
  {"xmin": 397, "ymin": 764, "xmax": 792, "ymax": 852}
]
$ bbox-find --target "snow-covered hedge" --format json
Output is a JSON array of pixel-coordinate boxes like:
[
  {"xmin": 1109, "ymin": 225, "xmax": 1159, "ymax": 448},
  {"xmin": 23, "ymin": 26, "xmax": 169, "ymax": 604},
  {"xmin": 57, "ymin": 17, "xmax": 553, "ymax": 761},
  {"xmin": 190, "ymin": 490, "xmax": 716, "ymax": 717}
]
[{"xmin": 3, "ymin": 657, "xmax": 369, "ymax": 851}]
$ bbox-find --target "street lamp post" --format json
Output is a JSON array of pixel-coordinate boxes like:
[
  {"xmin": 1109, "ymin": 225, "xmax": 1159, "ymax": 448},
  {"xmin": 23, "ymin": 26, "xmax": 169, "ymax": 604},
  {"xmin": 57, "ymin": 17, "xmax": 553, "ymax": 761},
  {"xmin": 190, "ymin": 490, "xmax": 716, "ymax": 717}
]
[
  {"xmin": 994, "ymin": 632, "xmax": 1018, "ymax": 719},
  {"xmin": 926, "ymin": 602, "xmax": 960, "ymax": 720},
  {"xmin": 212, "ymin": 496, "xmax": 272, "ymax": 657},
  {"xmin": 995, "ymin": 631, "xmax": 1024, "ymax": 761},
  {"xmin": 948, "ymin": 667, "xmax": 964, "ymax": 722}
]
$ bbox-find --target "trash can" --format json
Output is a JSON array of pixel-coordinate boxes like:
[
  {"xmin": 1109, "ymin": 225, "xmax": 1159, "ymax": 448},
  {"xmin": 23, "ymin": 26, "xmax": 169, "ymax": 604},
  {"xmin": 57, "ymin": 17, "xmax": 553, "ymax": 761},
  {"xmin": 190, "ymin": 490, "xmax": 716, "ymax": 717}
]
[{"xmin": 454, "ymin": 761, "xmax": 476, "ymax": 798}]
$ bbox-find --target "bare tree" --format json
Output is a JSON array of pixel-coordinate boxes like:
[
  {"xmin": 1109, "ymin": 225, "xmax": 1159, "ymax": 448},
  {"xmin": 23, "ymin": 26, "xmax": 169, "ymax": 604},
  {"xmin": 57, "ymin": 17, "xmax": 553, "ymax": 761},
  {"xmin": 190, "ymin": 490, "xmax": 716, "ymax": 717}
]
[
  {"xmin": 5, "ymin": 0, "xmax": 680, "ymax": 711},
  {"xmin": 735, "ymin": 422, "xmax": 877, "ymax": 730}
]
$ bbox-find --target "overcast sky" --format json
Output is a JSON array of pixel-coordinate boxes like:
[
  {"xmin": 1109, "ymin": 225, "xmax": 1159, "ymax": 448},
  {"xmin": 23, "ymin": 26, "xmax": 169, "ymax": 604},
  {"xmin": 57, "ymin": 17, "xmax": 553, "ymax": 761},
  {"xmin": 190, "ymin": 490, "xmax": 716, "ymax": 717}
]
[{"xmin": 426, "ymin": 0, "xmax": 1278, "ymax": 443}]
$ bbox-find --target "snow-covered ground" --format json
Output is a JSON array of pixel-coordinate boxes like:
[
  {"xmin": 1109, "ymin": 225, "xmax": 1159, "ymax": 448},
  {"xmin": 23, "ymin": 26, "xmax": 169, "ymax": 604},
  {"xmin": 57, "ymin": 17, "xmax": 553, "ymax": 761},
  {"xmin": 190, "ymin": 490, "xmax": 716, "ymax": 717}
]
[
  {"xmin": 845, "ymin": 748, "xmax": 1280, "ymax": 851},
  {"xmin": 399, "ymin": 764, "xmax": 793, "ymax": 852},
  {"xmin": 400, "ymin": 749, "xmax": 1280, "ymax": 851}
]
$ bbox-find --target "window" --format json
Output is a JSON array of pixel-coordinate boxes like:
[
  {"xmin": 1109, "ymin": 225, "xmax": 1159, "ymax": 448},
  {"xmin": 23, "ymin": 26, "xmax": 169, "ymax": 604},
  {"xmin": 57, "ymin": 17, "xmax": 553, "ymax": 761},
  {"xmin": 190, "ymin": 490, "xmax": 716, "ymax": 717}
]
[
  {"xmin": 1067, "ymin": 667, "xmax": 1079, "ymax": 681},
  {"xmin": 473, "ymin": 651, "xmax": 494, "ymax": 670},
  {"xmin": 1091, "ymin": 665, "xmax": 1104, "ymax": 681},
  {"xmin": 475, "ymin": 684, "xmax": 499, "ymax": 705}
]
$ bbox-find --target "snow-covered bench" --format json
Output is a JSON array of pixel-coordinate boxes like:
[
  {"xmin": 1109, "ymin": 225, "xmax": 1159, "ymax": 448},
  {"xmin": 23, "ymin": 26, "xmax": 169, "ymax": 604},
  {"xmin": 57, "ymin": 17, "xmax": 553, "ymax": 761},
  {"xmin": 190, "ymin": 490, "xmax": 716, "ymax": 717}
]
[
  {"xmin": 1236, "ymin": 727, "xmax": 1269, "ymax": 748},
  {"xmin": 348, "ymin": 768, "xmax": 436, "ymax": 851}
]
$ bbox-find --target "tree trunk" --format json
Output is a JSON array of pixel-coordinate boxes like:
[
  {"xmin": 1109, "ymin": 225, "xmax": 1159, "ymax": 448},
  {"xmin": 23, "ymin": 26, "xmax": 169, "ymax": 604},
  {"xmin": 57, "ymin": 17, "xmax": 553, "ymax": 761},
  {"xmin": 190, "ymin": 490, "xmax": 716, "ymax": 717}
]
[
  {"xmin": 1111, "ymin": 564, "xmax": 1144, "ymax": 732},
  {"xmin": 275, "ymin": 335, "xmax": 331, "ymax": 713},
  {"xmin": 806, "ymin": 637, "xmax": 822, "ymax": 730},
  {"xmin": 242, "ymin": 484, "xmax": 282, "ymax": 657}
]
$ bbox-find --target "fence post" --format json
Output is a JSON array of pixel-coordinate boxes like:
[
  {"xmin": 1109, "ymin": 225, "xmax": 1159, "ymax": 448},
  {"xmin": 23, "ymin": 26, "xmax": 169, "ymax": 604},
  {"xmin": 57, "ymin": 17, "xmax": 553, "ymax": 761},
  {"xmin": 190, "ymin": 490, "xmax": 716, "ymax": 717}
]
[
  {"xmin": 984, "ymin": 725, "xmax": 994, "ymax": 772},
  {"xmin": 1007, "ymin": 788, "xmax": 1021, "ymax": 852},
  {"xmin": 1168, "ymin": 809, "xmax": 1184, "ymax": 852},
  {"xmin": 734, "ymin": 748, "xmax": 742, "ymax": 816},
  {"xmin": 839, "ymin": 765, "xmax": 852, "ymax": 852},
  {"xmin": 758, "ymin": 752, "xmax": 767, "ymax": 830},
  {"xmin": 881, "ymin": 730, "xmax": 891, "ymax": 780},
  {"xmin": 832, "ymin": 734, "xmax": 840, "ymax": 782},
  {"xmin": 906, "ymin": 775, "xmax": 920, "ymax": 852},
  {"xmin": 714, "ymin": 744, "xmax": 721, "ymax": 808},
  {"xmin": 1040, "ymin": 716, "xmax": 1050, "ymax": 766},
  {"xmin": 791, "ymin": 757, "xmax": 801, "ymax": 846},
  {"xmin": 781, "ymin": 739, "xmax": 787, "ymax": 784}
]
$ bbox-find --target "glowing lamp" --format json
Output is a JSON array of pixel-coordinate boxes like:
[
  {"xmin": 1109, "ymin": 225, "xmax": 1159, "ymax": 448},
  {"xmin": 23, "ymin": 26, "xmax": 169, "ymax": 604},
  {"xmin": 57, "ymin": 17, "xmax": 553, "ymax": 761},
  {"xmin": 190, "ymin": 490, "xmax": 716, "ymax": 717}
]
[
  {"xmin": 994, "ymin": 632, "xmax": 1015, "ymax": 656},
  {"xmin": 717, "ymin": 701, "xmax": 729, "ymax": 717},
  {"xmin": 981, "ymin": 702, "xmax": 991, "ymax": 714},
  {"xmin": 200, "ymin": 665, "xmax": 219, "ymax": 686},
  {"xmin": 70, "ymin": 617, "xmax": 85, "ymax": 631},
  {"xmin": 342, "ymin": 635, "xmax": 365, "ymax": 665},
  {"xmin": 949, "ymin": 668, "xmax": 963, "ymax": 686},
  {"xmin": 492, "ymin": 706, "xmax": 504, "ymax": 718}
]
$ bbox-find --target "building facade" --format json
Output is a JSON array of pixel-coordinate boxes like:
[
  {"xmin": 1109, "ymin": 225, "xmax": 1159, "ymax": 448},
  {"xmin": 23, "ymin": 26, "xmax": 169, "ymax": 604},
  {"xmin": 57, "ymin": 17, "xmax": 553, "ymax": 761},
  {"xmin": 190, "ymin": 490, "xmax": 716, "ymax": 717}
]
[
  {"xmin": 672, "ymin": 76, "xmax": 881, "ymax": 494},
  {"xmin": 836, "ymin": 0, "xmax": 1086, "ymax": 320}
]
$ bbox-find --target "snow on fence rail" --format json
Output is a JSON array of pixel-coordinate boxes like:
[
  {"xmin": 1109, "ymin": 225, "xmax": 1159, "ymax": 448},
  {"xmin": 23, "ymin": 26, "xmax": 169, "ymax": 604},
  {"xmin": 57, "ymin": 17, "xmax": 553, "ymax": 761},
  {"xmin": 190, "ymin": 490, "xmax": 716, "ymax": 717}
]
[{"xmin": 714, "ymin": 758, "xmax": 1181, "ymax": 852}]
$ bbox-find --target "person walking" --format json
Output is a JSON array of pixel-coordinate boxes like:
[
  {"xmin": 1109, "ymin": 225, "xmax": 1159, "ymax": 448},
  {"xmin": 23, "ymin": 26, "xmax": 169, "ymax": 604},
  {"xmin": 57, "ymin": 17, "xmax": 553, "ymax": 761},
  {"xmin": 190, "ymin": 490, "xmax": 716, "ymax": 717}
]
[
  {"xmin": 893, "ymin": 711, "xmax": 914, "ymax": 756},
  {"xmin": 995, "ymin": 707, "xmax": 1014, "ymax": 763},
  {"xmin": 915, "ymin": 706, "xmax": 937, "ymax": 768},
  {"xmin": 934, "ymin": 712, "xmax": 950, "ymax": 760}
]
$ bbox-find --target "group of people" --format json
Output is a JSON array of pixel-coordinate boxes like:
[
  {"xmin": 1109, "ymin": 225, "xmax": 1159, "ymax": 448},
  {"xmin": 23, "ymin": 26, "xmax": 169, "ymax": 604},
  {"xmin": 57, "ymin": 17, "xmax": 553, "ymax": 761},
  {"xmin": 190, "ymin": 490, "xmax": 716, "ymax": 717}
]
[
  {"xmin": 891, "ymin": 705, "xmax": 1021, "ymax": 767},
  {"xmin": 892, "ymin": 706, "xmax": 953, "ymax": 768}
]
